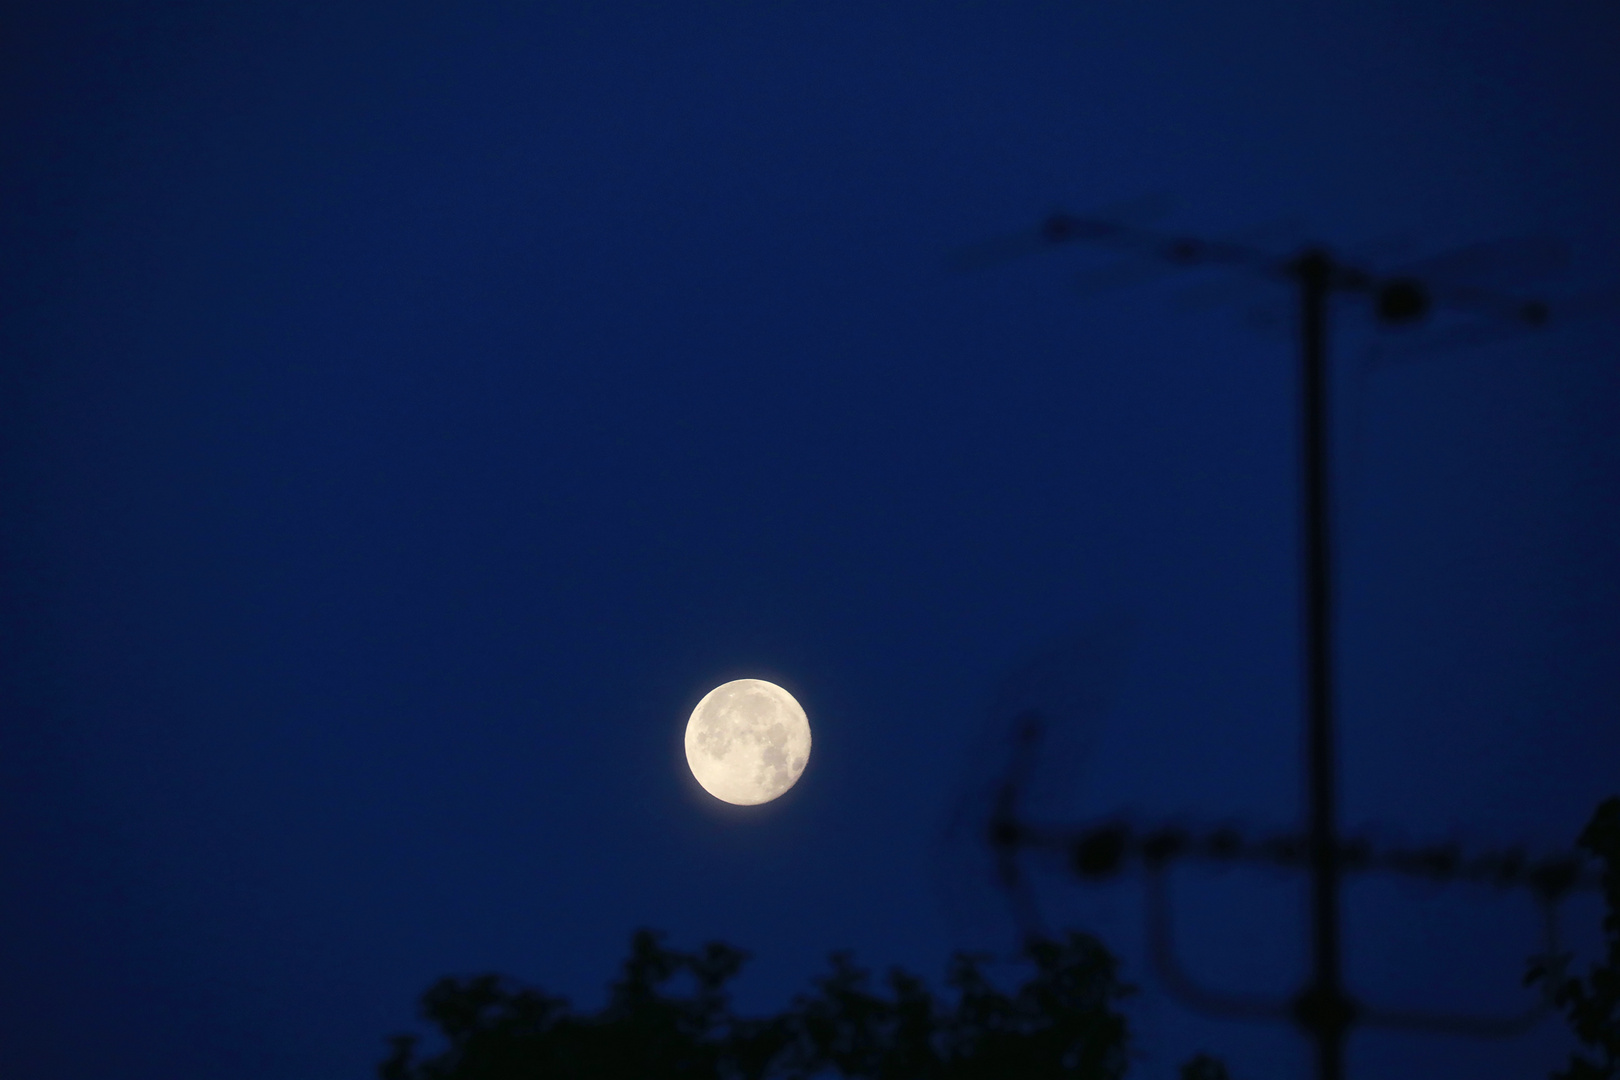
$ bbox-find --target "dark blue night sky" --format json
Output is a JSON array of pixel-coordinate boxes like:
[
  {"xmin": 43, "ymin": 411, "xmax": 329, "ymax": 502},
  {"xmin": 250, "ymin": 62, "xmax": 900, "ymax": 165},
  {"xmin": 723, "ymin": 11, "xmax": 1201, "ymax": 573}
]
[{"xmin": 2, "ymin": 2, "xmax": 1617, "ymax": 1078}]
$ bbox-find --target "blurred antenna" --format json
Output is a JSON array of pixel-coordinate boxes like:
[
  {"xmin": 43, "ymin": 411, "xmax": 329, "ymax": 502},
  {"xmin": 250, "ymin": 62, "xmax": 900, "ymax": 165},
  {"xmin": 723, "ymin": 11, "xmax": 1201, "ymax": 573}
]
[
  {"xmin": 1076, "ymin": 216, "xmax": 1308, "ymax": 301},
  {"xmin": 936, "ymin": 616, "xmax": 1135, "ymax": 955},
  {"xmin": 1177, "ymin": 233, "xmax": 1568, "ymax": 340},
  {"xmin": 1368, "ymin": 283, "xmax": 1620, "ymax": 368},
  {"xmin": 945, "ymin": 193, "xmax": 1174, "ymax": 273},
  {"xmin": 951, "ymin": 210, "xmax": 1617, "ymax": 1080}
]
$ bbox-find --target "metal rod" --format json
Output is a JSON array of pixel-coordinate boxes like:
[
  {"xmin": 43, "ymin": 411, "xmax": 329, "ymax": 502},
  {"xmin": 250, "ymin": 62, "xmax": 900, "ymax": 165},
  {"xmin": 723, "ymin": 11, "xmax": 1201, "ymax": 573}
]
[
  {"xmin": 1295, "ymin": 250, "xmax": 1351, "ymax": 1080},
  {"xmin": 1143, "ymin": 863, "xmax": 1293, "ymax": 1021}
]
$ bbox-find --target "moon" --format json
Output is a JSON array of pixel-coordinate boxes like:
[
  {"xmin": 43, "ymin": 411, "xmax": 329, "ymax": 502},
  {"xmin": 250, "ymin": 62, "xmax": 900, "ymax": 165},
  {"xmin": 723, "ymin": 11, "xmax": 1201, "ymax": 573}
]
[{"xmin": 684, "ymin": 679, "xmax": 811, "ymax": 805}]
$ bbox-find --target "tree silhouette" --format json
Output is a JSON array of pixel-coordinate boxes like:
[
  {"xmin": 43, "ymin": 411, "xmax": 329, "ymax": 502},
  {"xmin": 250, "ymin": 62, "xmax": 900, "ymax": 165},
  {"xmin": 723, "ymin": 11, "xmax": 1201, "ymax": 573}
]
[
  {"xmin": 378, "ymin": 931, "xmax": 791, "ymax": 1080},
  {"xmin": 1176, "ymin": 1053, "xmax": 1232, "ymax": 1080},
  {"xmin": 379, "ymin": 930, "xmax": 1148, "ymax": 1080},
  {"xmin": 379, "ymin": 795, "xmax": 1620, "ymax": 1079},
  {"xmin": 1529, "ymin": 796, "xmax": 1620, "ymax": 1080}
]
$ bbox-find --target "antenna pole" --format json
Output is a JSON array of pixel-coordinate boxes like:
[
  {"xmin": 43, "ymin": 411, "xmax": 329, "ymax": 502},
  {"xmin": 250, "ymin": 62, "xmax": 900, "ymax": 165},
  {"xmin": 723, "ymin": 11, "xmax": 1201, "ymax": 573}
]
[{"xmin": 1295, "ymin": 250, "xmax": 1351, "ymax": 1080}]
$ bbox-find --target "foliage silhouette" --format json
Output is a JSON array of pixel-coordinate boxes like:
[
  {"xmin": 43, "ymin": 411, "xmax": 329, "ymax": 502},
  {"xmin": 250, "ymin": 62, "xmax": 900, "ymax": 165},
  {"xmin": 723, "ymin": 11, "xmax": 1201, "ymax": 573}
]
[
  {"xmin": 1528, "ymin": 796, "xmax": 1620, "ymax": 1080},
  {"xmin": 1175, "ymin": 1053, "xmax": 1232, "ymax": 1080},
  {"xmin": 379, "ymin": 931, "xmax": 789, "ymax": 1080},
  {"xmin": 379, "ymin": 929, "xmax": 1175, "ymax": 1080}
]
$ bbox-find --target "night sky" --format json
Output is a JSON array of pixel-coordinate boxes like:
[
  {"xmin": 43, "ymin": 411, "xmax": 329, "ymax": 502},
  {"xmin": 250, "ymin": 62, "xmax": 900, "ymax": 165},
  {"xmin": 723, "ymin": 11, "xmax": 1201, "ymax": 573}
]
[{"xmin": 3, "ymin": 2, "xmax": 1618, "ymax": 1078}]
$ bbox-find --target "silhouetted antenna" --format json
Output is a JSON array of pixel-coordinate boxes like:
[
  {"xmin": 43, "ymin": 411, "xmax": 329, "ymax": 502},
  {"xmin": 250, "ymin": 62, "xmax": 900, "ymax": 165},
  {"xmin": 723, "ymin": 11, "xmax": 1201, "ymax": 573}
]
[
  {"xmin": 946, "ymin": 194, "xmax": 1176, "ymax": 273},
  {"xmin": 937, "ymin": 617, "xmax": 1134, "ymax": 954},
  {"xmin": 999, "ymin": 812, "xmax": 1596, "ymax": 1033},
  {"xmin": 952, "ymin": 207, "xmax": 1615, "ymax": 1080}
]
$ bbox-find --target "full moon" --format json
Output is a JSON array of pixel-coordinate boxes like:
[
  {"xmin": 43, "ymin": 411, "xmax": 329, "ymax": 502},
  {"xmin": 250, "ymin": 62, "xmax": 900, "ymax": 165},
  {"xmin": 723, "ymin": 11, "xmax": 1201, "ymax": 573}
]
[{"xmin": 684, "ymin": 679, "xmax": 811, "ymax": 805}]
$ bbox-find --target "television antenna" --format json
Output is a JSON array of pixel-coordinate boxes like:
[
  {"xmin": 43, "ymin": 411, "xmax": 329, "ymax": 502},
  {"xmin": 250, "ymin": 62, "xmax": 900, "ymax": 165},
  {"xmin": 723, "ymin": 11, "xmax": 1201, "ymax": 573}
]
[{"xmin": 953, "ymin": 206, "xmax": 1612, "ymax": 1080}]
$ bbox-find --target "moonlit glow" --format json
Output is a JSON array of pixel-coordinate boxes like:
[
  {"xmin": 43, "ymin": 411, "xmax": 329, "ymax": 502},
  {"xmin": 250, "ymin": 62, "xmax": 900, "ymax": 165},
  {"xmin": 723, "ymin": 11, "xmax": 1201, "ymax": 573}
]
[{"xmin": 684, "ymin": 679, "xmax": 811, "ymax": 805}]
